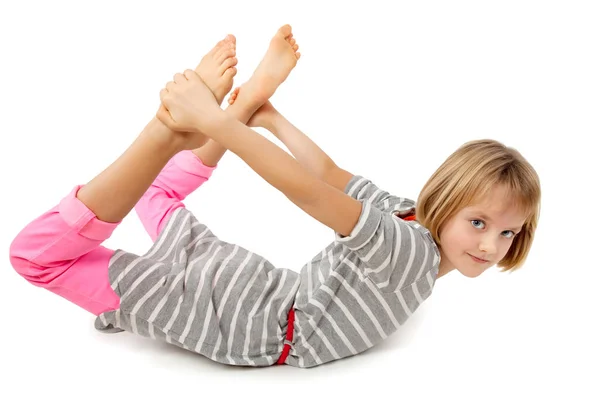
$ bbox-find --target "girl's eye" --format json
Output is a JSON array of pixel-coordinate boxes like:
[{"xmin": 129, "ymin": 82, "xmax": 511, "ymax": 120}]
[
  {"xmin": 471, "ymin": 220, "xmax": 485, "ymax": 229},
  {"xmin": 472, "ymin": 220, "xmax": 515, "ymax": 238}
]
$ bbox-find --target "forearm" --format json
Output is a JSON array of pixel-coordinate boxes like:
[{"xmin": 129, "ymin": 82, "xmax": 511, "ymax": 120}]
[
  {"xmin": 265, "ymin": 112, "xmax": 336, "ymax": 179},
  {"xmin": 207, "ymin": 116, "xmax": 321, "ymax": 206},
  {"xmin": 76, "ymin": 118, "xmax": 185, "ymax": 223}
]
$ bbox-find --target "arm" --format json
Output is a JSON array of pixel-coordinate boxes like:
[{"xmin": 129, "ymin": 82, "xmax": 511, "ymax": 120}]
[
  {"xmin": 265, "ymin": 108, "xmax": 336, "ymax": 179},
  {"xmin": 259, "ymin": 104, "xmax": 355, "ymax": 193},
  {"xmin": 157, "ymin": 70, "xmax": 362, "ymax": 237},
  {"xmin": 207, "ymin": 115, "xmax": 362, "ymax": 237}
]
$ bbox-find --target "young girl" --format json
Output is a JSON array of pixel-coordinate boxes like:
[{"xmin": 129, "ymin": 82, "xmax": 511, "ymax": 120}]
[{"xmin": 9, "ymin": 25, "xmax": 541, "ymax": 369}]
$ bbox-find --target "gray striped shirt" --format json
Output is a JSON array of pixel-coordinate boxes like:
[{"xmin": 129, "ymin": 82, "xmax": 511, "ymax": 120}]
[
  {"xmin": 95, "ymin": 175, "xmax": 440, "ymax": 368},
  {"xmin": 288, "ymin": 175, "xmax": 440, "ymax": 367}
]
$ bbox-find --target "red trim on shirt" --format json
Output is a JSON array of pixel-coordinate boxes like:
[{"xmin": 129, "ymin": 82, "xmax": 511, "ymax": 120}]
[{"xmin": 276, "ymin": 307, "xmax": 295, "ymax": 365}]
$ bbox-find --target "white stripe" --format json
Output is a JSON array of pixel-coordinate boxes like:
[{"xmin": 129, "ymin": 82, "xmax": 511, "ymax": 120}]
[
  {"xmin": 152, "ymin": 239, "xmax": 218, "ymax": 340},
  {"xmin": 412, "ymin": 283, "xmax": 424, "ymax": 306},
  {"xmin": 121, "ymin": 263, "xmax": 162, "ymax": 300},
  {"xmin": 177, "ymin": 245, "xmax": 224, "ymax": 345},
  {"xmin": 342, "ymin": 257, "xmax": 401, "ymax": 330},
  {"xmin": 319, "ymin": 248, "xmax": 327, "ymax": 283},
  {"xmin": 153, "ymin": 212, "xmax": 195, "ymax": 262},
  {"xmin": 165, "ymin": 294, "xmax": 185, "ymax": 345},
  {"xmin": 194, "ymin": 246, "xmax": 240, "ymax": 353},
  {"xmin": 110, "ymin": 257, "xmax": 145, "ymax": 291},
  {"xmin": 149, "ymin": 272, "xmax": 184, "ymax": 322},
  {"xmin": 130, "ymin": 273, "xmax": 169, "ymax": 317},
  {"xmin": 297, "ymin": 354, "xmax": 305, "ymax": 368},
  {"xmin": 275, "ymin": 273, "xmax": 300, "ymax": 340},
  {"xmin": 390, "ymin": 218, "xmax": 403, "ymax": 273},
  {"xmin": 123, "ymin": 263, "xmax": 163, "ymax": 335},
  {"xmin": 308, "ymin": 297, "xmax": 357, "ymax": 354},
  {"xmin": 368, "ymin": 188, "xmax": 386, "ymax": 205},
  {"xmin": 111, "ymin": 210, "xmax": 189, "ymax": 291},
  {"xmin": 409, "ymin": 240, "xmax": 429, "ymax": 287},
  {"xmin": 374, "ymin": 220, "xmax": 401, "ymax": 289},
  {"xmin": 107, "ymin": 250, "xmax": 127, "ymax": 270},
  {"xmin": 331, "ymin": 271, "xmax": 387, "ymax": 340},
  {"xmin": 145, "ymin": 208, "xmax": 189, "ymax": 260},
  {"xmin": 321, "ymin": 286, "xmax": 373, "ymax": 347},
  {"xmin": 346, "ymin": 178, "xmax": 363, "ymax": 198},
  {"xmin": 295, "ymin": 330, "xmax": 322, "ymax": 366},
  {"xmin": 395, "ymin": 223, "xmax": 416, "ymax": 289},
  {"xmin": 307, "ymin": 317, "xmax": 340, "ymax": 359},
  {"xmin": 210, "ymin": 250, "xmax": 254, "ymax": 360},
  {"xmin": 260, "ymin": 271, "xmax": 288, "ymax": 354},
  {"xmin": 307, "ymin": 260, "xmax": 312, "ymax": 299},
  {"xmin": 377, "ymin": 222, "xmax": 416, "ymax": 290},
  {"xmin": 426, "ymin": 272, "xmax": 434, "ymax": 289},
  {"xmin": 367, "ymin": 248, "xmax": 392, "ymax": 276},
  {"xmin": 363, "ymin": 230, "xmax": 385, "ymax": 262},
  {"xmin": 225, "ymin": 260, "xmax": 267, "ymax": 364},
  {"xmin": 348, "ymin": 203, "xmax": 371, "ymax": 248},
  {"xmin": 396, "ymin": 290, "xmax": 413, "ymax": 318},
  {"xmin": 242, "ymin": 273, "xmax": 273, "ymax": 364}
]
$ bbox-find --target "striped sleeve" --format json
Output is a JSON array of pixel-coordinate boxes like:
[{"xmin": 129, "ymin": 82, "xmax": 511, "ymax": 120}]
[
  {"xmin": 334, "ymin": 200, "xmax": 437, "ymax": 293},
  {"xmin": 343, "ymin": 175, "xmax": 395, "ymax": 209}
]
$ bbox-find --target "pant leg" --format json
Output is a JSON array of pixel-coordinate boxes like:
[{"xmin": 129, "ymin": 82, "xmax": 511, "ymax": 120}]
[
  {"xmin": 9, "ymin": 184, "xmax": 121, "ymax": 316},
  {"xmin": 134, "ymin": 150, "xmax": 217, "ymax": 242}
]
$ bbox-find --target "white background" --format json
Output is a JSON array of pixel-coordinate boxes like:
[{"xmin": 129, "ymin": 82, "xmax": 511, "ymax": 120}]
[{"xmin": 1, "ymin": 0, "xmax": 598, "ymax": 406}]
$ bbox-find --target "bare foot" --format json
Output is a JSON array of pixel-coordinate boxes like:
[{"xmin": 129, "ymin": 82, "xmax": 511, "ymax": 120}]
[
  {"xmin": 237, "ymin": 24, "xmax": 300, "ymax": 107},
  {"xmin": 228, "ymin": 87, "xmax": 277, "ymax": 129},
  {"xmin": 194, "ymin": 34, "xmax": 238, "ymax": 105}
]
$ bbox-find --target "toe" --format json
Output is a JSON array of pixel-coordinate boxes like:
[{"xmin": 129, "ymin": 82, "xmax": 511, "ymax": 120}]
[
  {"xmin": 292, "ymin": 44, "xmax": 299, "ymax": 52},
  {"xmin": 278, "ymin": 24, "xmax": 292, "ymax": 38},
  {"xmin": 296, "ymin": 52, "xmax": 301, "ymax": 60},
  {"xmin": 224, "ymin": 66, "xmax": 237, "ymax": 79},
  {"xmin": 289, "ymin": 38, "xmax": 296, "ymax": 46},
  {"xmin": 216, "ymin": 48, "xmax": 236, "ymax": 64},
  {"xmin": 225, "ymin": 34, "xmax": 236, "ymax": 44},
  {"xmin": 228, "ymin": 87, "xmax": 240, "ymax": 104},
  {"xmin": 220, "ymin": 58, "xmax": 238, "ymax": 75}
]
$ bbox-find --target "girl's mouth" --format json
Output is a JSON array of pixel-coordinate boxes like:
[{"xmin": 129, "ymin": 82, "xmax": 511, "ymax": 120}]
[{"xmin": 468, "ymin": 254, "xmax": 489, "ymax": 263}]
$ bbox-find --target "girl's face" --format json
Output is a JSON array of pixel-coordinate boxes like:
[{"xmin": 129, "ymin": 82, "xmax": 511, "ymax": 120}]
[{"xmin": 437, "ymin": 185, "xmax": 527, "ymax": 278}]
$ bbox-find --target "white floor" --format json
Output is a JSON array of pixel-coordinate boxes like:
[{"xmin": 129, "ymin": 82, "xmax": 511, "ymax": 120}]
[{"xmin": 1, "ymin": 1, "xmax": 598, "ymax": 406}]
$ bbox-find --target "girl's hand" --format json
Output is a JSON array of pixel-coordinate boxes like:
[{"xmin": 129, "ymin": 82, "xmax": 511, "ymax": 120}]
[
  {"xmin": 227, "ymin": 87, "xmax": 278, "ymax": 129},
  {"xmin": 157, "ymin": 70, "xmax": 224, "ymax": 135}
]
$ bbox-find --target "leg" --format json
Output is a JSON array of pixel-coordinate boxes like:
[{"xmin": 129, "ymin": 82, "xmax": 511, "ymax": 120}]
[
  {"xmin": 191, "ymin": 24, "xmax": 301, "ymax": 167},
  {"xmin": 9, "ymin": 185, "xmax": 121, "ymax": 315},
  {"xmin": 135, "ymin": 25, "xmax": 301, "ymax": 242},
  {"xmin": 134, "ymin": 35, "xmax": 239, "ymax": 241}
]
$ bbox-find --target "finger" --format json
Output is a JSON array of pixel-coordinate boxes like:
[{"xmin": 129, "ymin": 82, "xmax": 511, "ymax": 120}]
[
  {"xmin": 155, "ymin": 103, "xmax": 174, "ymax": 128},
  {"xmin": 159, "ymin": 88, "xmax": 170, "ymax": 104},
  {"xmin": 183, "ymin": 69, "xmax": 199, "ymax": 81},
  {"xmin": 173, "ymin": 73, "xmax": 186, "ymax": 84}
]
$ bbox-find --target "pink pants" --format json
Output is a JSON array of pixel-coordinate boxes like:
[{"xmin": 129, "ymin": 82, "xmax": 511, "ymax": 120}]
[{"xmin": 8, "ymin": 150, "xmax": 217, "ymax": 316}]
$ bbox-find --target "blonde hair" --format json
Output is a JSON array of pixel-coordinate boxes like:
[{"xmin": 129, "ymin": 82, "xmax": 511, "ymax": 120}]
[{"xmin": 416, "ymin": 139, "xmax": 541, "ymax": 273}]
